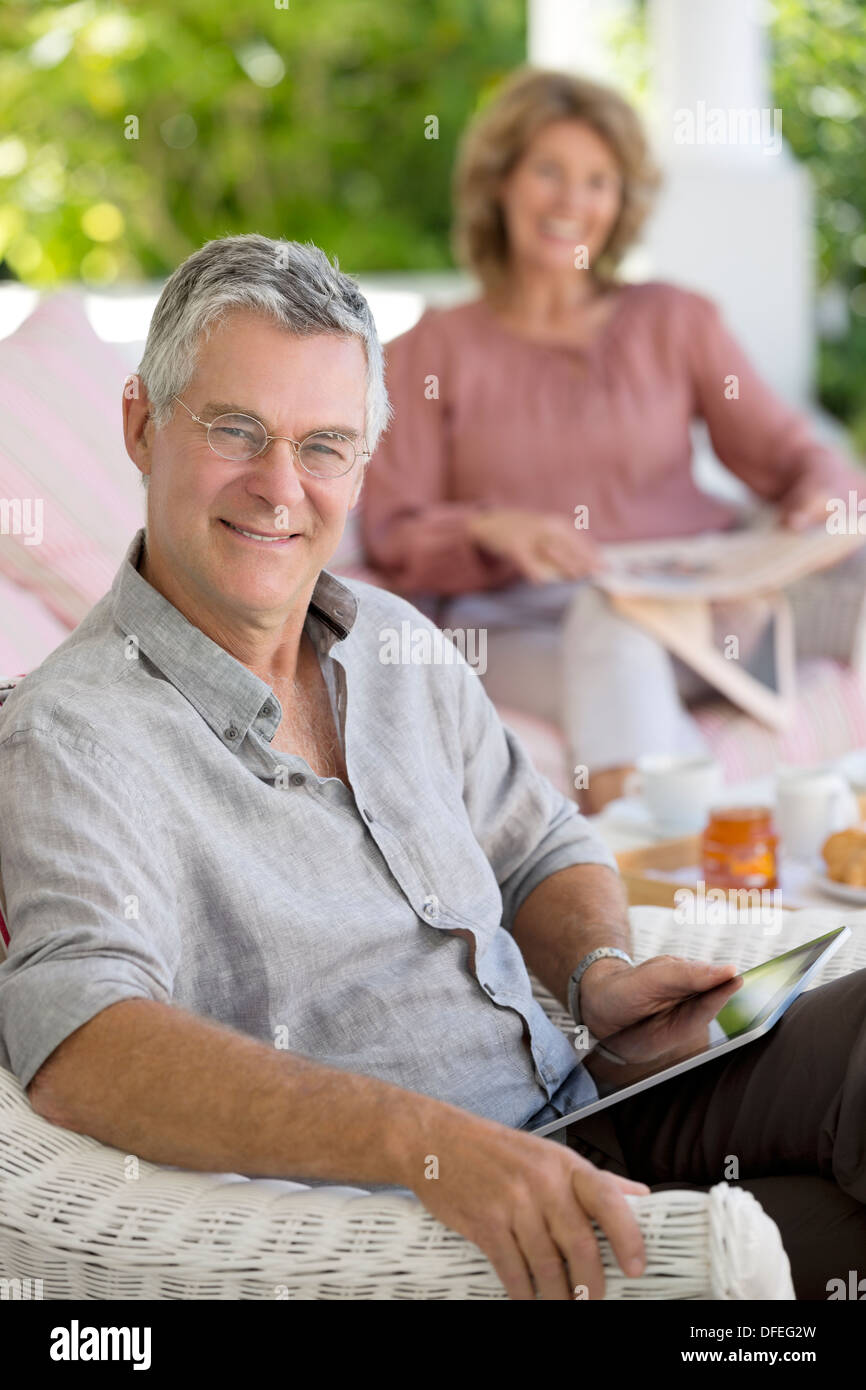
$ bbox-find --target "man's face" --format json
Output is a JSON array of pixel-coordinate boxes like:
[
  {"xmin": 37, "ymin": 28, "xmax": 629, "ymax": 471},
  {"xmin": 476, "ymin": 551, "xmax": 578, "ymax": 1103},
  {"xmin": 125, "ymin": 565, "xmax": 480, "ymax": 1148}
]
[{"xmin": 125, "ymin": 309, "xmax": 367, "ymax": 629}]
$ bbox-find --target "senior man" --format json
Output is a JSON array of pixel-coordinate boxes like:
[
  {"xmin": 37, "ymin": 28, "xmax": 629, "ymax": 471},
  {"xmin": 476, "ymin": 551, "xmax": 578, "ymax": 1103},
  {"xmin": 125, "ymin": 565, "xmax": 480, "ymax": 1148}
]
[{"xmin": 0, "ymin": 236, "xmax": 863, "ymax": 1303}]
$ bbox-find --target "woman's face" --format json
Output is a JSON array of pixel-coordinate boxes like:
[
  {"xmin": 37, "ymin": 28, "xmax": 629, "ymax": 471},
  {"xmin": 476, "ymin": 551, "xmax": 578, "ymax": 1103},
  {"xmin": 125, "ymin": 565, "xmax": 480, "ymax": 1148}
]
[{"xmin": 497, "ymin": 118, "xmax": 624, "ymax": 278}]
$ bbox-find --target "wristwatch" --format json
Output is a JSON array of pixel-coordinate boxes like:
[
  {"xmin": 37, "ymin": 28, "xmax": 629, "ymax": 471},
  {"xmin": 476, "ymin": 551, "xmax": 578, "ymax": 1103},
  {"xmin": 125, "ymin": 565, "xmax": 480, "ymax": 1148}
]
[
  {"xmin": 568, "ymin": 947, "xmax": 634, "ymax": 1028},
  {"xmin": 569, "ymin": 947, "xmax": 634, "ymax": 1066}
]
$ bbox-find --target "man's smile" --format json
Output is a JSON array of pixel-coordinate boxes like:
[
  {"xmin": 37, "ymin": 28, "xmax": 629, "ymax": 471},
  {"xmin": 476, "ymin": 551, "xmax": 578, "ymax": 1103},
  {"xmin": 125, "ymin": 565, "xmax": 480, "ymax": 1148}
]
[{"xmin": 219, "ymin": 518, "xmax": 301, "ymax": 546}]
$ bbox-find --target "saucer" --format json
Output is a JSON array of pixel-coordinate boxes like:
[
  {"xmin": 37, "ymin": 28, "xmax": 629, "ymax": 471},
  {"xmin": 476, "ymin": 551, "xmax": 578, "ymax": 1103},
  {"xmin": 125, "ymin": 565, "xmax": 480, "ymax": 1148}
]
[
  {"xmin": 598, "ymin": 796, "xmax": 704, "ymax": 840},
  {"xmin": 810, "ymin": 873, "xmax": 866, "ymax": 906}
]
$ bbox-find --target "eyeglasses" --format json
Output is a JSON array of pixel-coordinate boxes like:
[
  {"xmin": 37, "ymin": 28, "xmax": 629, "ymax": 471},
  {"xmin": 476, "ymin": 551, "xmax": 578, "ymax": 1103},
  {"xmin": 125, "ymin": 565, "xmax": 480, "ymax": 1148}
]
[{"xmin": 171, "ymin": 396, "xmax": 370, "ymax": 478}]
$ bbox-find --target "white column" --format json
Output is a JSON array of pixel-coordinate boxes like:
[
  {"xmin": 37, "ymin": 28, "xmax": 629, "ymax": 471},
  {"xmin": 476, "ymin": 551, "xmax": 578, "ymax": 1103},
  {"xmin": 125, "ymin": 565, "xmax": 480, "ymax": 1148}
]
[
  {"xmin": 645, "ymin": 0, "xmax": 812, "ymax": 406},
  {"xmin": 650, "ymin": 0, "xmax": 772, "ymax": 149},
  {"xmin": 528, "ymin": 0, "xmax": 632, "ymax": 80}
]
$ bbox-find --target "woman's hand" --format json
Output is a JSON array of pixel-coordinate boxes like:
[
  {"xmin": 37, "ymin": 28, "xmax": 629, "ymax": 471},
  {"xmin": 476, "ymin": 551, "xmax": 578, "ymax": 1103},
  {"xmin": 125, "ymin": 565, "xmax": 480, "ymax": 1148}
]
[
  {"xmin": 778, "ymin": 479, "xmax": 837, "ymax": 531},
  {"xmin": 468, "ymin": 507, "xmax": 603, "ymax": 583}
]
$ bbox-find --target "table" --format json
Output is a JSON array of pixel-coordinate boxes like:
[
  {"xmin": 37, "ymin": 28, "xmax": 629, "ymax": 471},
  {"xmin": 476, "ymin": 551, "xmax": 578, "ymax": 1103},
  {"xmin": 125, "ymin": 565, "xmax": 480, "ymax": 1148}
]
[{"xmin": 588, "ymin": 773, "xmax": 866, "ymax": 913}]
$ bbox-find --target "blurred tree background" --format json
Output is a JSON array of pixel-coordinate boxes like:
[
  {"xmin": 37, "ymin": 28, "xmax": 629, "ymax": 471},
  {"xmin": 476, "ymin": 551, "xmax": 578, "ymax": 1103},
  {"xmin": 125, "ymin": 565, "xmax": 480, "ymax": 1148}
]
[
  {"xmin": 771, "ymin": 0, "xmax": 866, "ymax": 447},
  {"xmin": 0, "ymin": 0, "xmax": 525, "ymax": 282},
  {"xmin": 0, "ymin": 0, "xmax": 864, "ymax": 438}
]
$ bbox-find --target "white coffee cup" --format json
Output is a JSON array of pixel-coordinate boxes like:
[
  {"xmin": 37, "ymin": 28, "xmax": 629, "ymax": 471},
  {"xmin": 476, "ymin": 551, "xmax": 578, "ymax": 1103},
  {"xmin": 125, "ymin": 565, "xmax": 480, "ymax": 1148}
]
[
  {"xmin": 775, "ymin": 767, "xmax": 859, "ymax": 861},
  {"xmin": 625, "ymin": 755, "xmax": 724, "ymax": 835}
]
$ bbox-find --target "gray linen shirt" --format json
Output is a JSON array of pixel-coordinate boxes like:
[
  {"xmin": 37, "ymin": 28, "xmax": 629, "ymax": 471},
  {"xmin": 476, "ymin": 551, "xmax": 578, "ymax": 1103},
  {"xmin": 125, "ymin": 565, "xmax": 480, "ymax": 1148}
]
[{"xmin": 0, "ymin": 527, "xmax": 618, "ymax": 1148}]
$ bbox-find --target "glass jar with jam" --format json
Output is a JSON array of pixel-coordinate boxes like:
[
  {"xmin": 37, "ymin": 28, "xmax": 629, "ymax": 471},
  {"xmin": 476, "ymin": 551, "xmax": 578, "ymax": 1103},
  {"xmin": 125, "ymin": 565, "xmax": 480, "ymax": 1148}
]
[{"xmin": 701, "ymin": 806, "xmax": 779, "ymax": 890}]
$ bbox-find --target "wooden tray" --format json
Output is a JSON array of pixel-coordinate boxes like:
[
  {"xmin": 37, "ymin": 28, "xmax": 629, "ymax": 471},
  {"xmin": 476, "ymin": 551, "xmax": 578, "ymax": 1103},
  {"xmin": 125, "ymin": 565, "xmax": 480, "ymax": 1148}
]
[
  {"xmin": 616, "ymin": 836, "xmax": 711, "ymax": 909},
  {"xmin": 615, "ymin": 793, "xmax": 866, "ymax": 909}
]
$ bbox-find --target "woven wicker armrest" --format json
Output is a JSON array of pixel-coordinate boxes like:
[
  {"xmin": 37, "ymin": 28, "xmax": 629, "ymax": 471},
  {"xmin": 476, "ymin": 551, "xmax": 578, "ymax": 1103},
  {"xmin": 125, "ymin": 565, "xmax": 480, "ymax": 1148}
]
[{"xmin": 0, "ymin": 1064, "xmax": 792, "ymax": 1299}]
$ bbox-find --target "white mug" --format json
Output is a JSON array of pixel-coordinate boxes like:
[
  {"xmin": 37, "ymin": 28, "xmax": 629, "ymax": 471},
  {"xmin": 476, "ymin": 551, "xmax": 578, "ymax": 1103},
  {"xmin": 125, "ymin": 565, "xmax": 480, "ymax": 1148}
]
[
  {"xmin": 625, "ymin": 755, "xmax": 723, "ymax": 835},
  {"xmin": 775, "ymin": 768, "xmax": 859, "ymax": 861}
]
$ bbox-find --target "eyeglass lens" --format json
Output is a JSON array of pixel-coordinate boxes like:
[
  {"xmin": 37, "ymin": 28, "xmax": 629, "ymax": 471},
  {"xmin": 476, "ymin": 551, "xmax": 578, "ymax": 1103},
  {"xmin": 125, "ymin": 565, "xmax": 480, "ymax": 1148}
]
[{"xmin": 207, "ymin": 413, "xmax": 355, "ymax": 476}]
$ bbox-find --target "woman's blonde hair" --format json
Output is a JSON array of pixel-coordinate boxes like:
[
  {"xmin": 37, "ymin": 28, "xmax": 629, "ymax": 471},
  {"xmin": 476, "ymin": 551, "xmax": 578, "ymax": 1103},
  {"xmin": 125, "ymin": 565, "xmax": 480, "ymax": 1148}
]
[{"xmin": 452, "ymin": 66, "xmax": 661, "ymax": 293}]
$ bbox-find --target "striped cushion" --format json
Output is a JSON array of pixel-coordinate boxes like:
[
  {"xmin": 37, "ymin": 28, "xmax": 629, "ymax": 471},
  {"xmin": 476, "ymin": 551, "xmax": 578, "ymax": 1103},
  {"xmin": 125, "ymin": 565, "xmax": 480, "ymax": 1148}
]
[
  {"xmin": 0, "ymin": 675, "xmax": 24, "ymax": 951},
  {"xmin": 0, "ymin": 573, "xmax": 74, "ymax": 675},
  {"xmin": 0, "ymin": 291, "xmax": 144, "ymax": 629},
  {"xmin": 693, "ymin": 658, "xmax": 866, "ymax": 781}
]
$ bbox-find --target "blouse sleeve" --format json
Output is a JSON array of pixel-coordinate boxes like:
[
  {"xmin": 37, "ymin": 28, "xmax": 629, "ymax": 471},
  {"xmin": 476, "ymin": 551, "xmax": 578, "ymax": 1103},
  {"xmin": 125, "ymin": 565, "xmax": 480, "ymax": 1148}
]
[
  {"xmin": 683, "ymin": 288, "xmax": 861, "ymax": 502},
  {"xmin": 360, "ymin": 309, "xmax": 523, "ymax": 595}
]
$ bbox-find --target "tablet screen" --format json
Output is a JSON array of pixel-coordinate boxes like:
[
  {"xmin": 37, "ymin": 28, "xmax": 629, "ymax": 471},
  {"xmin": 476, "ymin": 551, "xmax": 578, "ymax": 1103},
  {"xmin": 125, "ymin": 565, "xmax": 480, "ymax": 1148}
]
[{"xmin": 580, "ymin": 926, "xmax": 848, "ymax": 1099}]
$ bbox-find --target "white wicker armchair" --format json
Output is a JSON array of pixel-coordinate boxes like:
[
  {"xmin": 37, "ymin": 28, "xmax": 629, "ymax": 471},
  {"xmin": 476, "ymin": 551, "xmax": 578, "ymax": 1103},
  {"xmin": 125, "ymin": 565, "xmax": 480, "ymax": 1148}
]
[{"xmin": 5, "ymin": 904, "xmax": 861, "ymax": 1300}]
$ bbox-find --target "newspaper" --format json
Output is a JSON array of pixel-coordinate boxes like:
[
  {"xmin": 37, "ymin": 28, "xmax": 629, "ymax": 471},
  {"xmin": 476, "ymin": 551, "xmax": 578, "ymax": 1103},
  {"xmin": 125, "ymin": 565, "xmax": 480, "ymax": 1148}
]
[{"xmin": 594, "ymin": 513, "xmax": 866, "ymax": 601}]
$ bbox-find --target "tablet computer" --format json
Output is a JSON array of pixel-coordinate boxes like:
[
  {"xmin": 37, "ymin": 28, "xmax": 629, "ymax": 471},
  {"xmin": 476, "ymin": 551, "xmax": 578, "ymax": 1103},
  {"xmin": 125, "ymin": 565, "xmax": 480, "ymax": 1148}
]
[{"xmin": 526, "ymin": 925, "xmax": 851, "ymax": 1139}]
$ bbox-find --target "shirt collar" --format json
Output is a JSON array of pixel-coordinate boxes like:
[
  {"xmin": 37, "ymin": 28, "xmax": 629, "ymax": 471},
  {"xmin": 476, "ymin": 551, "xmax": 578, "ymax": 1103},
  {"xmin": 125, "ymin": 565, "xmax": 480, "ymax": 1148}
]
[{"xmin": 110, "ymin": 528, "xmax": 358, "ymax": 749}]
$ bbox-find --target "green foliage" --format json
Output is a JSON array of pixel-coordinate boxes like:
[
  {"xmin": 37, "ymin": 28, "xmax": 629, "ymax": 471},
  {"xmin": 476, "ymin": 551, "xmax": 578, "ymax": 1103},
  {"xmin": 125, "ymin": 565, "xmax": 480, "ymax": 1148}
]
[
  {"xmin": 770, "ymin": 0, "xmax": 866, "ymax": 444},
  {"xmin": 0, "ymin": 0, "xmax": 524, "ymax": 285},
  {"xmin": 3, "ymin": 0, "xmax": 864, "ymax": 438}
]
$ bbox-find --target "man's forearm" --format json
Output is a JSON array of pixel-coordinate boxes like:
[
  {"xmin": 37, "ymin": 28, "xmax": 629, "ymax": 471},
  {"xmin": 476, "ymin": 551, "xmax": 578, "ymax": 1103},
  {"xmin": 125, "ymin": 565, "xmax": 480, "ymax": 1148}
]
[
  {"xmin": 27, "ymin": 998, "xmax": 453, "ymax": 1188},
  {"xmin": 510, "ymin": 862, "xmax": 632, "ymax": 1011}
]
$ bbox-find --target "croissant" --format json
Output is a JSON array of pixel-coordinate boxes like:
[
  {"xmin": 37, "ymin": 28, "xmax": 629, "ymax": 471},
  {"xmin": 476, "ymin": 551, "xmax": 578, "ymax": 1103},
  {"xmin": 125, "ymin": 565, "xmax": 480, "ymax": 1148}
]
[{"xmin": 822, "ymin": 828, "xmax": 866, "ymax": 886}]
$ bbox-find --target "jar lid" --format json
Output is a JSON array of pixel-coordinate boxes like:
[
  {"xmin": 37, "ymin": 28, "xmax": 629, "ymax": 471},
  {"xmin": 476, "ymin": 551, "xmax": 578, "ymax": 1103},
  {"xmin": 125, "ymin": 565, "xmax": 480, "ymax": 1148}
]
[
  {"xmin": 703, "ymin": 805, "xmax": 777, "ymax": 843},
  {"xmin": 706, "ymin": 805, "xmax": 774, "ymax": 823}
]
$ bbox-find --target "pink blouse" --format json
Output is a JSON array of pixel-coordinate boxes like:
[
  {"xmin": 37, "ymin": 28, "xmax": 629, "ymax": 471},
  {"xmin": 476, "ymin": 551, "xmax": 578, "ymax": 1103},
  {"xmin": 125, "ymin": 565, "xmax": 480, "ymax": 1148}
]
[{"xmin": 360, "ymin": 281, "xmax": 860, "ymax": 596}]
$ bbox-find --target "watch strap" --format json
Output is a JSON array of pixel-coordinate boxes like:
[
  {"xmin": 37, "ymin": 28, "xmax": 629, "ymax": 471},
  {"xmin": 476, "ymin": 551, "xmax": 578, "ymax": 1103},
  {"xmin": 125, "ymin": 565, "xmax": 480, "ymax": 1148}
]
[{"xmin": 568, "ymin": 946, "xmax": 634, "ymax": 1025}]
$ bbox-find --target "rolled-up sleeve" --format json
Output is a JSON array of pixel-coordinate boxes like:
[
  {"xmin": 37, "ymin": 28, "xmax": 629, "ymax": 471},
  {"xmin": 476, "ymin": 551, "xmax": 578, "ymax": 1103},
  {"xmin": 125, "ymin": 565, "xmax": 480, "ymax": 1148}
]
[
  {"xmin": 455, "ymin": 657, "xmax": 618, "ymax": 933},
  {"xmin": 0, "ymin": 727, "xmax": 179, "ymax": 1090}
]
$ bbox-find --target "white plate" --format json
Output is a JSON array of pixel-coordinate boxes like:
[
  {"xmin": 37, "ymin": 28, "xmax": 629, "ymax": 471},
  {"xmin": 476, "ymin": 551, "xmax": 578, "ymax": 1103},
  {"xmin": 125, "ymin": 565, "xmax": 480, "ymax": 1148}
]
[{"xmin": 811, "ymin": 873, "xmax": 866, "ymax": 905}]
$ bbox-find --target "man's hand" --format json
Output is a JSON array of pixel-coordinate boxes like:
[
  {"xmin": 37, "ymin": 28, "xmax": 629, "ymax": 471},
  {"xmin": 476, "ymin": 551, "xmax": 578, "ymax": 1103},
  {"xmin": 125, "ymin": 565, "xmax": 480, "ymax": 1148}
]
[
  {"xmin": 406, "ymin": 1104, "xmax": 651, "ymax": 1300},
  {"xmin": 578, "ymin": 955, "xmax": 742, "ymax": 1041}
]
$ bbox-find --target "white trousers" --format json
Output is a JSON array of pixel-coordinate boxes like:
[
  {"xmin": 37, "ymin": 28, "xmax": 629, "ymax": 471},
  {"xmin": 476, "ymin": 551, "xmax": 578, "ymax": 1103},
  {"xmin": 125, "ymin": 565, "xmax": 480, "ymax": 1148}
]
[
  {"xmin": 439, "ymin": 547, "xmax": 866, "ymax": 775},
  {"xmin": 442, "ymin": 582, "xmax": 733, "ymax": 774}
]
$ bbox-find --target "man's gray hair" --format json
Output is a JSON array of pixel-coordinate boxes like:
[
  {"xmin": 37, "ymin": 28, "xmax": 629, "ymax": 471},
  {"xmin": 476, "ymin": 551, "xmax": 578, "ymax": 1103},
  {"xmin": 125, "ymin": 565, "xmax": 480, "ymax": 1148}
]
[{"xmin": 136, "ymin": 234, "xmax": 391, "ymax": 486}]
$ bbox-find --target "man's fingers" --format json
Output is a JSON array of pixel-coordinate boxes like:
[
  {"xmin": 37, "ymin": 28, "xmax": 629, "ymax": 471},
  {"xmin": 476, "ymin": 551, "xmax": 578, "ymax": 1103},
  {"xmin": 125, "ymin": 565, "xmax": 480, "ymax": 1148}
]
[
  {"xmin": 482, "ymin": 1231, "xmax": 537, "ymax": 1301},
  {"xmin": 513, "ymin": 1208, "xmax": 581, "ymax": 1300},
  {"xmin": 573, "ymin": 1168, "xmax": 647, "ymax": 1282},
  {"xmin": 545, "ymin": 1202, "xmax": 609, "ymax": 1301},
  {"xmin": 638, "ymin": 955, "xmax": 741, "ymax": 1002},
  {"xmin": 610, "ymin": 1174, "xmax": 653, "ymax": 1196}
]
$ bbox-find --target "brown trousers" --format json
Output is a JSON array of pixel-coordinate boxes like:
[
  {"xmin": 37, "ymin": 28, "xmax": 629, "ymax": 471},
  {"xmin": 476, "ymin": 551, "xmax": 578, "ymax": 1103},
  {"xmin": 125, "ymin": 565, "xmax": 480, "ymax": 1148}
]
[{"xmin": 560, "ymin": 967, "xmax": 866, "ymax": 1300}]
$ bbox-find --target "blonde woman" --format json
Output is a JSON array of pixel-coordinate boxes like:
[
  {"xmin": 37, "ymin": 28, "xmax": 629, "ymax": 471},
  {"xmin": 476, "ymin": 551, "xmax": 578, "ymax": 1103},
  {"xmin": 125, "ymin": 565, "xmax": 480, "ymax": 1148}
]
[{"xmin": 361, "ymin": 67, "xmax": 862, "ymax": 811}]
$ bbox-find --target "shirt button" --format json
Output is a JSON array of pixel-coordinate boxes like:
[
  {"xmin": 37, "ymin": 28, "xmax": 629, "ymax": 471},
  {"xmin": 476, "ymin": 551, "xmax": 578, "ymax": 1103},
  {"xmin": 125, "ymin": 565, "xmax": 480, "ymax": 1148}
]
[
  {"xmin": 290, "ymin": 772, "xmax": 306, "ymax": 787},
  {"xmin": 224, "ymin": 725, "xmax": 239, "ymax": 741},
  {"xmin": 362, "ymin": 808, "xmax": 374, "ymax": 822},
  {"xmin": 421, "ymin": 895, "xmax": 440, "ymax": 921},
  {"xmin": 262, "ymin": 702, "xmax": 275, "ymax": 718},
  {"xmin": 482, "ymin": 981, "xmax": 495, "ymax": 996}
]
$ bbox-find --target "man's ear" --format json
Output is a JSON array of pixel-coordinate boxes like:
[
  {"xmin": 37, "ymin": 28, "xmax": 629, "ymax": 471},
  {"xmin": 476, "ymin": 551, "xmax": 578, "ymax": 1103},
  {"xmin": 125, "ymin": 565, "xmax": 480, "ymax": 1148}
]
[{"xmin": 122, "ymin": 373, "xmax": 155, "ymax": 482}]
